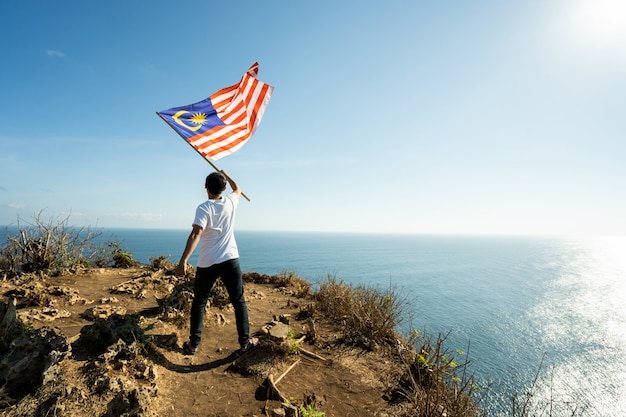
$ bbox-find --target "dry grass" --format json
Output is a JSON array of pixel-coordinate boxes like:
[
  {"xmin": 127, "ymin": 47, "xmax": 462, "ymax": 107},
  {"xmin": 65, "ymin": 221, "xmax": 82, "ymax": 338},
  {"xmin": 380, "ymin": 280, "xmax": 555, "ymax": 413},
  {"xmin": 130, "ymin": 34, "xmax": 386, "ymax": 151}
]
[
  {"xmin": 244, "ymin": 270, "xmax": 312, "ymax": 298},
  {"xmin": 314, "ymin": 275, "xmax": 407, "ymax": 349},
  {"xmin": 390, "ymin": 331, "xmax": 481, "ymax": 417},
  {"xmin": 313, "ymin": 275, "xmax": 483, "ymax": 417},
  {"xmin": 0, "ymin": 211, "xmax": 137, "ymax": 275},
  {"xmin": 148, "ymin": 255, "xmax": 176, "ymax": 272}
]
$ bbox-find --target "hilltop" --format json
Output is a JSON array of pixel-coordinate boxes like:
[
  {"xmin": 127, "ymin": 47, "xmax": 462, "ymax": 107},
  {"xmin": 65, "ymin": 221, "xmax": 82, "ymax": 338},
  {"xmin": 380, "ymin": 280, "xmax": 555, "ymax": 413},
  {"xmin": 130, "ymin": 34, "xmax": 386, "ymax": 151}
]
[
  {"xmin": 0, "ymin": 268, "xmax": 414, "ymax": 417},
  {"xmin": 0, "ymin": 266, "xmax": 456, "ymax": 417}
]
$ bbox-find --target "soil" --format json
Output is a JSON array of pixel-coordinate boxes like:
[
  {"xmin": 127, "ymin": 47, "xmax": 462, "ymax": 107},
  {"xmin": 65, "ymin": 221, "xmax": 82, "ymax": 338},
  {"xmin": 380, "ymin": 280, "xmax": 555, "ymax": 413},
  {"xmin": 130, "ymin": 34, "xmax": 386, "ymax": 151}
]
[{"xmin": 0, "ymin": 267, "xmax": 404, "ymax": 417}]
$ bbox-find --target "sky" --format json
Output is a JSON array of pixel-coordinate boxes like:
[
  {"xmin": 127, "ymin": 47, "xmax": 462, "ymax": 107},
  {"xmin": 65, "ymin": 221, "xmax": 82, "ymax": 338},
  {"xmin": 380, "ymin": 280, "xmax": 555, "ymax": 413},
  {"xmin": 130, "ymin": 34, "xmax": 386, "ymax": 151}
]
[{"xmin": 1, "ymin": 0, "xmax": 625, "ymax": 236}]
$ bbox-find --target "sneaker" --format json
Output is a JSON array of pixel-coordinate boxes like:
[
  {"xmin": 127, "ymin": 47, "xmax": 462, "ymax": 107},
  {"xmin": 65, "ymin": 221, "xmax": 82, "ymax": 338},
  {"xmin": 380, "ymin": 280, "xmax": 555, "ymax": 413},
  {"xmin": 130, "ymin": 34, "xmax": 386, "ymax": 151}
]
[
  {"xmin": 183, "ymin": 340, "xmax": 198, "ymax": 356},
  {"xmin": 240, "ymin": 337, "xmax": 259, "ymax": 354}
]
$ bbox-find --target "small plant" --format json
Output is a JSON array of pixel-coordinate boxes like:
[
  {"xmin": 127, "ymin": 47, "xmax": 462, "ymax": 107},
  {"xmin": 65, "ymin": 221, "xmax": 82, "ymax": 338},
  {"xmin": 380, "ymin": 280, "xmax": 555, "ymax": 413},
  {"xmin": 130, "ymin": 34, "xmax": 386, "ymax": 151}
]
[
  {"xmin": 300, "ymin": 404, "xmax": 325, "ymax": 417},
  {"xmin": 149, "ymin": 255, "xmax": 175, "ymax": 271},
  {"xmin": 109, "ymin": 242, "xmax": 139, "ymax": 268},
  {"xmin": 286, "ymin": 328, "xmax": 300, "ymax": 355},
  {"xmin": 298, "ymin": 393, "xmax": 325, "ymax": 417},
  {"xmin": 136, "ymin": 339, "xmax": 158, "ymax": 356}
]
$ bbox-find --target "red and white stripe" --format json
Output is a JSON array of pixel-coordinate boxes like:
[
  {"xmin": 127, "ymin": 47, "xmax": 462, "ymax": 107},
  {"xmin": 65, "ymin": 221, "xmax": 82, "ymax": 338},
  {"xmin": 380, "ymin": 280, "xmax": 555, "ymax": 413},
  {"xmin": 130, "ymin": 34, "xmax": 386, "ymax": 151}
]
[{"xmin": 187, "ymin": 63, "xmax": 273, "ymax": 161}]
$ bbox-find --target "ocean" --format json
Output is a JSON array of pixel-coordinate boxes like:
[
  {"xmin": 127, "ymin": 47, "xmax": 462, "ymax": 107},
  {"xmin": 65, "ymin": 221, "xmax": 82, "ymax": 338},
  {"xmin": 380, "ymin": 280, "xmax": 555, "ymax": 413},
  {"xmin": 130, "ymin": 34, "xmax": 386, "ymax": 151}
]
[{"xmin": 3, "ymin": 228, "xmax": 625, "ymax": 415}]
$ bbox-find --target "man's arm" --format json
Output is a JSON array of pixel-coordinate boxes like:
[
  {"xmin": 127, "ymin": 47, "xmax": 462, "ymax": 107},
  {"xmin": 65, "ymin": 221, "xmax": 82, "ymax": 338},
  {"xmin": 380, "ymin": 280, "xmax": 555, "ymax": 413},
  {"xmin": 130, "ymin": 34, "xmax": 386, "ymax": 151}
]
[
  {"xmin": 221, "ymin": 170, "xmax": 242, "ymax": 196},
  {"xmin": 175, "ymin": 224, "xmax": 203, "ymax": 277}
]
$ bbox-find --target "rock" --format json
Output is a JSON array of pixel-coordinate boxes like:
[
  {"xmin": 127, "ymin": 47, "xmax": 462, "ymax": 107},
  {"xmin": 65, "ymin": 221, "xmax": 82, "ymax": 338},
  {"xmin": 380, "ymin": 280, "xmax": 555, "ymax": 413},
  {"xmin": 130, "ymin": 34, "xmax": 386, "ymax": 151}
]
[
  {"xmin": 81, "ymin": 305, "xmax": 128, "ymax": 321},
  {"xmin": 214, "ymin": 312, "xmax": 229, "ymax": 326},
  {"xmin": 0, "ymin": 327, "xmax": 71, "ymax": 399},
  {"xmin": 276, "ymin": 314, "xmax": 291, "ymax": 325},
  {"xmin": 74, "ymin": 314, "xmax": 144, "ymax": 356},
  {"xmin": 106, "ymin": 387, "xmax": 156, "ymax": 417},
  {"xmin": 268, "ymin": 322, "xmax": 291, "ymax": 341},
  {"xmin": 156, "ymin": 283, "xmax": 194, "ymax": 320},
  {"xmin": 19, "ymin": 307, "xmax": 72, "ymax": 322},
  {"xmin": 0, "ymin": 297, "xmax": 17, "ymax": 327},
  {"xmin": 271, "ymin": 408, "xmax": 286, "ymax": 417},
  {"xmin": 148, "ymin": 364, "xmax": 157, "ymax": 380},
  {"xmin": 149, "ymin": 333, "xmax": 177, "ymax": 348},
  {"xmin": 250, "ymin": 289, "xmax": 266, "ymax": 299}
]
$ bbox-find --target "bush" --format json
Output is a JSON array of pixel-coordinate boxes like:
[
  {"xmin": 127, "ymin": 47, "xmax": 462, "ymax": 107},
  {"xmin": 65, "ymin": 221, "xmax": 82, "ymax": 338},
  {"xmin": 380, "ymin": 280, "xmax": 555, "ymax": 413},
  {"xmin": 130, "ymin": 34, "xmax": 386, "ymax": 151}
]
[
  {"xmin": 315, "ymin": 275, "xmax": 408, "ymax": 349},
  {"xmin": 314, "ymin": 276, "xmax": 483, "ymax": 416},
  {"xmin": 0, "ymin": 211, "xmax": 137, "ymax": 274},
  {"xmin": 273, "ymin": 270, "xmax": 312, "ymax": 298},
  {"xmin": 148, "ymin": 255, "xmax": 176, "ymax": 272},
  {"xmin": 243, "ymin": 271, "xmax": 312, "ymax": 298},
  {"xmin": 390, "ymin": 331, "xmax": 481, "ymax": 417},
  {"xmin": 109, "ymin": 242, "xmax": 140, "ymax": 268}
]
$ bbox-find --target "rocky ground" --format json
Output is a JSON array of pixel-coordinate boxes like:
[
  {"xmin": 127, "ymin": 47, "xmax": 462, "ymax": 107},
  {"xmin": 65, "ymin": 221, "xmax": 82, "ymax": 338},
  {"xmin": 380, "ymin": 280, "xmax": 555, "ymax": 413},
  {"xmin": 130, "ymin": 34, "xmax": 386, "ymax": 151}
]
[{"xmin": 0, "ymin": 267, "xmax": 409, "ymax": 417}]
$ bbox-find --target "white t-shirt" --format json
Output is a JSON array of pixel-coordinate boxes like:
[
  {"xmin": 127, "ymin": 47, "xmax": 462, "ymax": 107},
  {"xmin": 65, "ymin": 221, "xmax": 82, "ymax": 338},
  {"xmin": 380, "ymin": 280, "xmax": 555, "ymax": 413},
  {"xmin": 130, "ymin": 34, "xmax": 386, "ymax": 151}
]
[{"xmin": 193, "ymin": 193, "xmax": 240, "ymax": 268}]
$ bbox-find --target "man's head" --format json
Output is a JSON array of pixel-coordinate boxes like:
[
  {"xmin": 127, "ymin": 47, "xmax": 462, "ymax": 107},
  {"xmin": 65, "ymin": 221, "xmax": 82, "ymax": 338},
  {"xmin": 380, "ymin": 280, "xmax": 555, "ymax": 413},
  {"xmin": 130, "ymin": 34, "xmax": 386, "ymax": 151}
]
[{"xmin": 205, "ymin": 172, "xmax": 227, "ymax": 195}]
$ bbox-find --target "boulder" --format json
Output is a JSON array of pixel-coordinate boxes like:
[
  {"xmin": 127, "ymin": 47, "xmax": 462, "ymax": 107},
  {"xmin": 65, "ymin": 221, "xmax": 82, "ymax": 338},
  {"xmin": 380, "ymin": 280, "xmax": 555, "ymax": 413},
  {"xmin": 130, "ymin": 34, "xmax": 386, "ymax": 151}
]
[
  {"xmin": 73, "ymin": 314, "xmax": 144, "ymax": 357},
  {"xmin": 0, "ymin": 327, "xmax": 71, "ymax": 399}
]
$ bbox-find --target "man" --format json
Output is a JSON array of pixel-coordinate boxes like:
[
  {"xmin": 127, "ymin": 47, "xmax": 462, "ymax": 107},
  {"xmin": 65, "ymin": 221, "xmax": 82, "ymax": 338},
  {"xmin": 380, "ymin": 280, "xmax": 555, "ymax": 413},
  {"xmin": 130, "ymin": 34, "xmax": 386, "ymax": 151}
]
[{"xmin": 175, "ymin": 170, "xmax": 258, "ymax": 355}]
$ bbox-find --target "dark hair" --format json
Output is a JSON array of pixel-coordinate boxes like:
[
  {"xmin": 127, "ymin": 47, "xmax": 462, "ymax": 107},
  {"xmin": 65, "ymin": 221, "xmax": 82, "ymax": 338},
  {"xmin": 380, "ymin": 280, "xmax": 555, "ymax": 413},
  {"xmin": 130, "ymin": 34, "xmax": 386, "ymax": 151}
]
[{"xmin": 205, "ymin": 172, "xmax": 227, "ymax": 195}]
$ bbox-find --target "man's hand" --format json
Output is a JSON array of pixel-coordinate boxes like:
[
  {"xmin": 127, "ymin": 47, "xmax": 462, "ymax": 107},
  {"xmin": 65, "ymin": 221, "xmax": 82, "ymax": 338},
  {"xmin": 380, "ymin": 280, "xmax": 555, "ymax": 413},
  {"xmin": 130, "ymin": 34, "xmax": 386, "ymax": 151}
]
[
  {"xmin": 176, "ymin": 225, "xmax": 202, "ymax": 278},
  {"xmin": 220, "ymin": 170, "xmax": 241, "ymax": 195},
  {"xmin": 175, "ymin": 262, "xmax": 187, "ymax": 277}
]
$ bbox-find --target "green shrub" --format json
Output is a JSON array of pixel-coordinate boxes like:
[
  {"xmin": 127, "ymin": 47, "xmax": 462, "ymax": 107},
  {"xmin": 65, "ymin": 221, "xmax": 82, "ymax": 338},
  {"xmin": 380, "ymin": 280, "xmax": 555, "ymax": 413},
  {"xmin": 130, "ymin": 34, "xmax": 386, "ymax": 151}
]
[{"xmin": 109, "ymin": 242, "xmax": 140, "ymax": 268}]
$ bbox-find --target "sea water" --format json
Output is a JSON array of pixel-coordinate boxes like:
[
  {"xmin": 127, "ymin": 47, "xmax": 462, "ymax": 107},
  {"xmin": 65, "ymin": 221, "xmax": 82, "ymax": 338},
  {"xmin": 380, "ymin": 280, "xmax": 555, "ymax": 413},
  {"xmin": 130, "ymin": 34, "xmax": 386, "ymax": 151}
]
[{"xmin": 2, "ymin": 227, "xmax": 625, "ymax": 415}]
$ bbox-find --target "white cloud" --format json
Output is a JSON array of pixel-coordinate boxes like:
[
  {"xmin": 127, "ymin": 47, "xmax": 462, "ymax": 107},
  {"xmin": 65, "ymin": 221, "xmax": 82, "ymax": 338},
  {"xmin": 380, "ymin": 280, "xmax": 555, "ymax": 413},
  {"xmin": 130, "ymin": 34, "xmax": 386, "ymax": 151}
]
[
  {"xmin": 109, "ymin": 212, "xmax": 164, "ymax": 222},
  {"xmin": 46, "ymin": 49, "xmax": 67, "ymax": 58}
]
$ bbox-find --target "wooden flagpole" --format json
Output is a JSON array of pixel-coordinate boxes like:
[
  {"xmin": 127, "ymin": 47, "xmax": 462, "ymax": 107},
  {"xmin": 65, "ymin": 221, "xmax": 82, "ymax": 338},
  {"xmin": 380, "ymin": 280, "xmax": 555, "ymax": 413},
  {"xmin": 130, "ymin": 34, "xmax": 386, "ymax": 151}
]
[{"xmin": 156, "ymin": 112, "xmax": 251, "ymax": 201}]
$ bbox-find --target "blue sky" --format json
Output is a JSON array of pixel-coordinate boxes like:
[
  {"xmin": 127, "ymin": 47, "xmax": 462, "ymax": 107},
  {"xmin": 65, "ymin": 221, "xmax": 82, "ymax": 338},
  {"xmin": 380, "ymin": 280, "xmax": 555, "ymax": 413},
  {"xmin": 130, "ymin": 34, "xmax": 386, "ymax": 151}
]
[{"xmin": 1, "ymin": 0, "xmax": 625, "ymax": 236}]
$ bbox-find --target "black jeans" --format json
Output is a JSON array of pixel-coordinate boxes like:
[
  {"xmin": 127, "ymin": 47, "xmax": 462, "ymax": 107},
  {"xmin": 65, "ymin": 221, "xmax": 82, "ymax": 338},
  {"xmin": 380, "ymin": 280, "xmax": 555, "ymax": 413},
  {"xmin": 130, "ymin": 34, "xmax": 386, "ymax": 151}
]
[{"xmin": 189, "ymin": 258, "xmax": 250, "ymax": 348}]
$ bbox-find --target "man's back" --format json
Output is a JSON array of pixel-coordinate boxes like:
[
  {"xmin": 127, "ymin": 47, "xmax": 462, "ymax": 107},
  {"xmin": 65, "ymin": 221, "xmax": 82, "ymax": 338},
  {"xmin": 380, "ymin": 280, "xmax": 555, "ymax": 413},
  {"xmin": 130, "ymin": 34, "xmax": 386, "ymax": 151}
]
[{"xmin": 194, "ymin": 193, "xmax": 240, "ymax": 267}]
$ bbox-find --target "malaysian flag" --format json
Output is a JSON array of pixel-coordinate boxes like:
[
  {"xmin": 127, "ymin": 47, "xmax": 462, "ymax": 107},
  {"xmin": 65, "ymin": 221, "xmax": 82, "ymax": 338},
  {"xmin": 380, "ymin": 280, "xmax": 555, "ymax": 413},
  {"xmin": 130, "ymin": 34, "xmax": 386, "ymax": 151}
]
[{"xmin": 157, "ymin": 62, "xmax": 273, "ymax": 161}]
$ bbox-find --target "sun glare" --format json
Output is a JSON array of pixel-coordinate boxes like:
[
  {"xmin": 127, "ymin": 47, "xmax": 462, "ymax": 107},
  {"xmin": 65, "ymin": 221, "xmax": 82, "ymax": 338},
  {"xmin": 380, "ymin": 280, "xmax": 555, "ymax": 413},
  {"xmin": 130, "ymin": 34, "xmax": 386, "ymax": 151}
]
[
  {"xmin": 577, "ymin": 236, "xmax": 626, "ymax": 301},
  {"xmin": 565, "ymin": 0, "xmax": 626, "ymax": 50}
]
